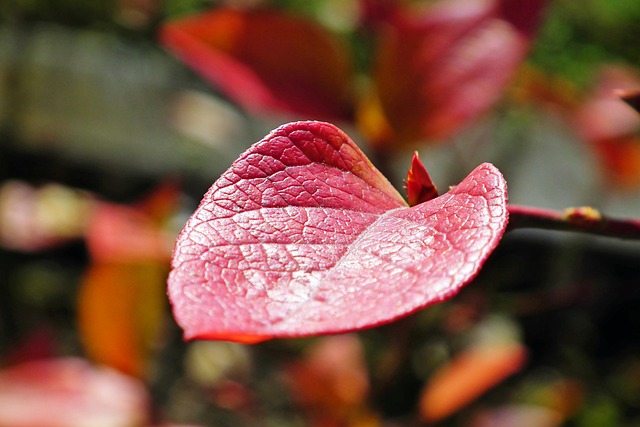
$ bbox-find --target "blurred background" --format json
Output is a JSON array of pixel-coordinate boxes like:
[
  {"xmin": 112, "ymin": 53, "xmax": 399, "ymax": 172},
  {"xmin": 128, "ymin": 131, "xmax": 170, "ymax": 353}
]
[{"xmin": 0, "ymin": 0, "xmax": 639, "ymax": 425}]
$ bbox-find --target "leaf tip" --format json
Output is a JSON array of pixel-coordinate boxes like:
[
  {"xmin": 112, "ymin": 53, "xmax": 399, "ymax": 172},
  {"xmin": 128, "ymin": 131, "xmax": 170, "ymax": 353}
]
[{"xmin": 406, "ymin": 151, "xmax": 439, "ymax": 206}]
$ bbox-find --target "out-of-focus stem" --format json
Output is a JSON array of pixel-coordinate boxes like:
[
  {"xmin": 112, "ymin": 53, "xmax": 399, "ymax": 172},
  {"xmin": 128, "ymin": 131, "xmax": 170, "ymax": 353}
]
[{"xmin": 507, "ymin": 205, "xmax": 640, "ymax": 240}]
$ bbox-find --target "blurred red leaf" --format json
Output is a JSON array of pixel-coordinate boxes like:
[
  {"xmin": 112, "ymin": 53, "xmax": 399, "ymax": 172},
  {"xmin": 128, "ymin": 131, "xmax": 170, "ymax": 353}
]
[
  {"xmin": 3, "ymin": 327, "xmax": 57, "ymax": 366},
  {"xmin": 168, "ymin": 121, "xmax": 508, "ymax": 342},
  {"xmin": 160, "ymin": 7, "xmax": 354, "ymax": 119},
  {"xmin": 364, "ymin": 0, "xmax": 546, "ymax": 146},
  {"xmin": 358, "ymin": 0, "xmax": 403, "ymax": 29},
  {"xmin": 573, "ymin": 66, "xmax": 640, "ymax": 189},
  {"xmin": 285, "ymin": 335, "xmax": 371, "ymax": 425},
  {"xmin": 161, "ymin": 2, "xmax": 545, "ymax": 150},
  {"xmin": 419, "ymin": 342, "xmax": 527, "ymax": 422},
  {"xmin": 86, "ymin": 202, "xmax": 172, "ymax": 262},
  {"xmin": 135, "ymin": 180, "xmax": 182, "ymax": 225},
  {"xmin": 209, "ymin": 379, "xmax": 256, "ymax": 412},
  {"xmin": 0, "ymin": 358, "xmax": 149, "ymax": 427},
  {"xmin": 78, "ymin": 262, "xmax": 167, "ymax": 377},
  {"xmin": 497, "ymin": 0, "xmax": 547, "ymax": 37},
  {"xmin": 405, "ymin": 151, "xmax": 439, "ymax": 206}
]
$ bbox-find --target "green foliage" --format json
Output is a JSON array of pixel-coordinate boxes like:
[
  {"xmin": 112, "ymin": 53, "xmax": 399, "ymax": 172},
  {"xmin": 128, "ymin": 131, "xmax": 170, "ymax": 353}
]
[
  {"xmin": 162, "ymin": 0, "xmax": 215, "ymax": 20},
  {"xmin": 1, "ymin": 0, "xmax": 113, "ymax": 27},
  {"xmin": 531, "ymin": 0, "xmax": 640, "ymax": 86}
]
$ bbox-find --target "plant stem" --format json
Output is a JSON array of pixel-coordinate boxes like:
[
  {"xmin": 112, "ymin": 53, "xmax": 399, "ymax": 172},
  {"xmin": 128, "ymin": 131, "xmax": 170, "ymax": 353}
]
[{"xmin": 507, "ymin": 205, "xmax": 640, "ymax": 240}]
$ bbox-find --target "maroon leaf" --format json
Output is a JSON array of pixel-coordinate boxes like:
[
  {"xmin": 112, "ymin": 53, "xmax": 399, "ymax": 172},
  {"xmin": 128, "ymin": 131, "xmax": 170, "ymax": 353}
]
[
  {"xmin": 168, "ymin": 121, "xmax": 508, "ymax": 343},
  {"xmin": 406, "ymin": 151, "xmax": 439, "ymax": 206}
]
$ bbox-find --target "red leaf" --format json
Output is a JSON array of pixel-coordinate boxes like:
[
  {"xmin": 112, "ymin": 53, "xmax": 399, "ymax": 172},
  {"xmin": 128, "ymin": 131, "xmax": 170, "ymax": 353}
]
[
  {"xmin": 86, "ymin": 202, "xmax": 172, "ymax": 262},
  {"xmin": 0, "ymin": 358, "xmax": 149, "ymax": 427},
  {"xmin": 366, "ymin": 0, "xmax": 546, "ymax": 146},
  {"xmin": 406, "ymin": 151, "xmax": 439, "ymax": 206},
  {"xmin": 168, "ymin": 121, "xmax": 508, "ymax": 342},
  {"xmin": 573, "ymin": 66, "xmax": 640, "ymax": 189},
  {"xmin": 160, "ymin": 8, "xmax": 354, "ymax": 120}
]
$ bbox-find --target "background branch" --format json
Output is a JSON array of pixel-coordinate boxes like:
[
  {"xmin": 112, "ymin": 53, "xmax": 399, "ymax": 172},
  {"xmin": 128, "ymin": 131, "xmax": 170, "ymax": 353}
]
[{"xmin": 507, "ymin": 205, "xmax": 640, "ymax": 239}]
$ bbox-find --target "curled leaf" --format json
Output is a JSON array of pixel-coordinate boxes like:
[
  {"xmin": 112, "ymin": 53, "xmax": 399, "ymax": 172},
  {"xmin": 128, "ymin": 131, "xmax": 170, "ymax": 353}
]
[{"xmin": 168, "ymin": 121, "xmax": 508, "ymax": 342}]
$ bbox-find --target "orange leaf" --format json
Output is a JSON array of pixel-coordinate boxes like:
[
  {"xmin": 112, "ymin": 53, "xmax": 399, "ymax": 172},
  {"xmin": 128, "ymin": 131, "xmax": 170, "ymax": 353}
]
[
  {"xmin": 77, "ymin": 262, "xmax": 167, "ymax": 377},
  {"xmin": 419, "ymin": 342, "xmax": 527, "ymax": 422},
  {"xmin": 590, "ymin": 136, "xmax": 640, "ymax": 190}
]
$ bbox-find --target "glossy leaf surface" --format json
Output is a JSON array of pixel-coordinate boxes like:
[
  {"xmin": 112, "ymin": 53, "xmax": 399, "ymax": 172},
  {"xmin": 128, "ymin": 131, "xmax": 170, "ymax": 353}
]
[{"xmin": 168, "ymin": 121, "xmax": 508, "ymax": 342}]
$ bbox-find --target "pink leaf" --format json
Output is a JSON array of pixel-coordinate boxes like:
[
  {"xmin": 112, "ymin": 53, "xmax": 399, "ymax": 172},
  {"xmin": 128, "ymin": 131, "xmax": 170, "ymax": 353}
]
[
  {"xmin": 168, "ymin": 121, "xmax": 508, "ymax": 343},
  {"xmin": 0, "ymin": 358, "xmax": 149, "ymax": 427}
]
